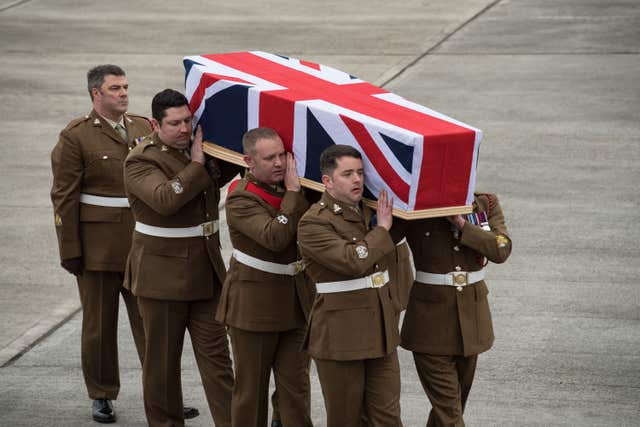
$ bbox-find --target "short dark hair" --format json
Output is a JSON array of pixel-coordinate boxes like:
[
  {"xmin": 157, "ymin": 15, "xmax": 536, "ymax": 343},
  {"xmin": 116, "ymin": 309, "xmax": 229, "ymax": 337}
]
[
  {"xmin": 319, "ymin": 144, "xmax": 362, "ymax": 176},
  {"xmin": 242, "ymin": 127, "xmax": 280, "ymax": 155},
  {"xmin": 151, "ymin": 89, "xmax": 189, "ymax": 123},
  {"xmin": 87, "ymin": 65, "xmax": 125, "ymax": 100}
]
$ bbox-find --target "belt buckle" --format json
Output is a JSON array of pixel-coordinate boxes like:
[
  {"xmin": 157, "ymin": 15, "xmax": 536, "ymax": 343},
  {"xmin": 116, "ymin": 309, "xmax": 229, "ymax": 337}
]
[
  {"xmin": 294, "ymin": 260, "xmax": 305, "ymax": 274},
  {"xmin": 452, "ymin": 272, "xmax": 468, "ymax": 287},
  {"xmin": 202, "ymin": 221, "xmax": 214, "ymax": 237},
  {"xmin": 370, "ymin": 272, "xmax": 386, "ymax": 288}
]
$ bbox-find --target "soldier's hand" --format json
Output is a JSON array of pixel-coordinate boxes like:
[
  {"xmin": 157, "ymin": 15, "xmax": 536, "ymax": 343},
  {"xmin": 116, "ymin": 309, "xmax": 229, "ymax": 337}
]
[
  {"xmin": 284, "ymin": 152, "xmax": 301, "ymax": 192},
  {"xmin": 61, "ymin": 257, "xmax": 83, "ymax": 276},
  {"xmin": 446, "ymin": 214, "xmax": 465, "ymax": 230},
  {"xmin": 376, "ymin": 189, "xmax": 393, "ymax": 231},
  {"xmin": 191, "ymin": 125, "xmax": 205, "ymax": 165}
]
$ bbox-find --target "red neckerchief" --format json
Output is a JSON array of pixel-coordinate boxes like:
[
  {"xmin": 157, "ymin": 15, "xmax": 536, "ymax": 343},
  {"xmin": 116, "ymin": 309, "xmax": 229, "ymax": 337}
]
[{"xmin": 228, "ymin": 179, "xmax": 283, "ymax": 210}]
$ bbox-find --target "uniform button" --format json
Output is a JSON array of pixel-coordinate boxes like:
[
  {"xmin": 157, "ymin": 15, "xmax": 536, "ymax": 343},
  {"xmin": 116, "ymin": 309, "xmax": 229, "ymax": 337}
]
[
  {"xmin": 206, "ymin": 213, "xmax": 210, "ymax": 218},
  {"xmin": 456, "ymin": 286, "xmax": 463, "ymax": 292},
  {"xmin": 128, "ymin": 147, "xmax": 132, "ymax": 151},
  {"xmin": 102, "ymin": 155, "xmax": 108, "ymax": 159},
  {"xmin": 206, "ymin": 236, "xmax": 210, "ymax": 240},
  {"xmin": 453, "ymin": 246, "xmax": 460, "ymax": 251},
  {"xmin": 455, "ymin": 266, "xmax": 461, "ymax": 271},
  {"xmin": 425, "ymin": 232, "xmax": 430, "ymax": 237},
  {"xmin": 352, "ymin": 237, "xmax": 357, "ymax": 241}
]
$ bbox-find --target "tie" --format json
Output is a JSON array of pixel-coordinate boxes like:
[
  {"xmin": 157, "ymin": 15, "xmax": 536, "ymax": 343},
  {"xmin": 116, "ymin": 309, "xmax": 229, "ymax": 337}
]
[{"xmin": 115, "ymin": 124, "xmax": 128, "ymax": 142}]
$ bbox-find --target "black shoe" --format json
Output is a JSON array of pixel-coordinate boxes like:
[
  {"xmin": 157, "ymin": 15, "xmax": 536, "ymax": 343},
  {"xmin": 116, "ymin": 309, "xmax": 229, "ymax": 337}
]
[
  {"xmin": 183, "ymin": 406, "xmax": 200, "ymax": 419},
  {"xmin": 271, "ymin": 421, "xmax": 283, "ymax": 427},
  {"xmin": 92, "ymin": 399, "xmax": 115, "ymax": 424}
]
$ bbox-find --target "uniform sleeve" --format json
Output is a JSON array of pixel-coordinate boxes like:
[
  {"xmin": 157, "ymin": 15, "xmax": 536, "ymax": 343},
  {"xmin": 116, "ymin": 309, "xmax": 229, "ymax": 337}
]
[
  {"xmin": 460, "ymin": 196, "xmax": 512, "ymax": 264},
  {"xmin": 50, "ymin": 129, "xmax": 83, "ymax": 260},
  {"xmin": 298, "ymin": 213, "xmax": 395, "ymax": 277},
  {"xmin": 226, "ymin": 190, "xmax": 309, "ymax": 252},
  {"xmin": 390, "ymin": 217, "xmax": 409, "ymax": 244},
  {"xmin": 124, "ymin": 155, "xmax": 212, "ymax": 216}
]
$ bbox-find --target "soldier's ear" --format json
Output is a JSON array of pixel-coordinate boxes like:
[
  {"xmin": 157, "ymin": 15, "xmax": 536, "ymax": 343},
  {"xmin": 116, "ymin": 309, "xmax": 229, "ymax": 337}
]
[
  {"xmin": 243, "ymin": 154, "xmax": 254, "ymax": 169},
  {"xmin": 150, "ymin": 118, "xmax": 160, "ymax": 132},
  {"xmin": 321, "ymin": 174, "xmax": 332, "ymax": 189}
]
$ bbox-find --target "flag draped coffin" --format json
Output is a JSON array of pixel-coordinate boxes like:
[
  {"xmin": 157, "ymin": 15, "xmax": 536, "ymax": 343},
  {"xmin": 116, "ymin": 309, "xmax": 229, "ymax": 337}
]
[{"xmin": 184, "ymin": 51, "xmax": 482, "ymax": 218}]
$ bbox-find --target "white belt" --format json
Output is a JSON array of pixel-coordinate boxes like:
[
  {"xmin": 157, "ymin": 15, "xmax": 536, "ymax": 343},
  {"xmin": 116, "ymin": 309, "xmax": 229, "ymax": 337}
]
[
  {"xmin": 80, "ymin": 193, "xmax": 129, "ymax": 208},
  {"xmin": 316, "ymin": 270, "xmax": 390, "ymax": 294},
  {"xmin": 135, "ymin": 220, "xmax": 218, "ymax": 238},
  {"xmin": 232, "ymin": 249, "xmax": 304, "ymax": 276},
  {"xmin": 415, "ymin": 270, "xmax": 484, "ymax": 287}
]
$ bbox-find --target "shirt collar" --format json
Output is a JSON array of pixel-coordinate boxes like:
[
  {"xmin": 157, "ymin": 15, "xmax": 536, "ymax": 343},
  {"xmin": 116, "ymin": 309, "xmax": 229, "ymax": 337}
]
[{"xmin": 100, "ymin": 114, "xmax": 125, "ymax": 129}]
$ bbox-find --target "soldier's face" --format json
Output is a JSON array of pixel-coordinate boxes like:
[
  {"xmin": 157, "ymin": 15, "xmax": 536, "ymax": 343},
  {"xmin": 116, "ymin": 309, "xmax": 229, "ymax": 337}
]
[
  {"xmin": 245, "ymin": 136, "xmax": 287, "ymax": 185},
  {"xmin": 323, "ymin": 156, "xmax": 364, "ymax": 205},
  {"xmin": 93, "ymin": 74, "xmax": 128, "ymax": 118},
  {"xmin": 154, "ymin": 106, "xmax": 193, "ymax": 149}
]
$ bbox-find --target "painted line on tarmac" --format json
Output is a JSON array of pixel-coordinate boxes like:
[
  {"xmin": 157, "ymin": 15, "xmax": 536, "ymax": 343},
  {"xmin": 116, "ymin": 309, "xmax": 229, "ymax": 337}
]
[
  {"xmin": 380, "ymin": 0, "xmax": 503, "ymax": 88},
  {"xmin": 0, "ymin": 300, "xmax": 81, "ymax": 367},
  {"xmin": 0, "ymin": 0, "xmax": 33, "ymax": 12}
]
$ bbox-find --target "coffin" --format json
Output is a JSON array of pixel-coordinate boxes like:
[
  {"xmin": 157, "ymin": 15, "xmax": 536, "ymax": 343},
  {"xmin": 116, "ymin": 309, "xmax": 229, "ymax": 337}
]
[{"xmin": 184, "ymin": 51, "xmax": 481, "ymax": 219}]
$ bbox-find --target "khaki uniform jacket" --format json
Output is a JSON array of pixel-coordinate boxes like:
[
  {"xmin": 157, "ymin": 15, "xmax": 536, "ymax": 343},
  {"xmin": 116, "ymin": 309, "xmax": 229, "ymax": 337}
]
[
  {"xmin": 216, "ymin": 174, "xmax": 312, "ymax": 331},
  {"xmin": 50, "ymin": 110, "xmax": 152, "ymax": 271},
  {"xmin": 400, "ymin": 193, "xmax": 512, "ymax": 357},
  {"xmin": 297, "ymin": 192, "xmax": 400, "ymax": 361},
  {"xmin": 123, "ymin": 134, "xmax": 239, "ymax": 301}
]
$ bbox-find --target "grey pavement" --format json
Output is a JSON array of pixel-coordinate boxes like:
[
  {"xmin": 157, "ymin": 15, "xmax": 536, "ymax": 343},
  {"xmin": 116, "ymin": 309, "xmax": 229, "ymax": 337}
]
[{"xmin": 1, "ymin": 0, "xmax": 639, "ymax": 426}]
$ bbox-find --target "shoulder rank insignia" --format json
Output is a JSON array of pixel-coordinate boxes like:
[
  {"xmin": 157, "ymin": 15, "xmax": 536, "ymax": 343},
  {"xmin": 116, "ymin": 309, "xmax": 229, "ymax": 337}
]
[
  {"xmin": 54, "ymin": 212, "xmax": 62, "ymax": 226},
  {"xmin": 161, "ymin": 145, "xmax": 169, "ymax": 152},
  {"xmin": 355, "ymin": 245, "xmax": 368, "ymax": 259},
  {"xmin": 332, "ymin": 203, "xmax": 342, "ymax": 214},
  {"xmin": 276, "ymin": 214, "xmax": 288, "ymax": 224},
  {"xmin": 170, "ymin": 179, "xmax": 184, "ymax": 194},
  {"xmin": 93, "ymin": 118, "xmax": 101, "ymax": 126},
  {"xmin": 496, "ymin": 235, "xmax": 509, "ymax": 248}
]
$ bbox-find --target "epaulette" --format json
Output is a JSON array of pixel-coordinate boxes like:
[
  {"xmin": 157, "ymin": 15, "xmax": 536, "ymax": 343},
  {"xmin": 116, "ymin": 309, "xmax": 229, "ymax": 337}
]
[
  {"xmin": 124, "ymin": 112, "xmax": 152, "ymax": 125},
  {"xmin": 137, "ymin": 136, "xmax": 156, "ymax": 150},
  {"xmin": 227, "ymin": 179, "xmax": 247, "ymax": 196},
  {"xmin": 64, "ymin": 115, "xmax": 91, "ymax": 131},
  {"xmin": 315, "ymin": 200, "xmax": 329, "ymax": 212}
]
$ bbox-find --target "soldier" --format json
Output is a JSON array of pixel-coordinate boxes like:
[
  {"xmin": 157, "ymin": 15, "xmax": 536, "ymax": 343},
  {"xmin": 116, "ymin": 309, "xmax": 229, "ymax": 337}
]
[
  {"xmin": 50, "ymin": 64, "xmax": 151, "ymax": 424},
  {"xmin": 216, "ymin": 127, "xmax": 313, "ymax": 427},
  {"xmin": 297, "ymin": 144, "xmax": 403, "ymax": 427},
  {"xmin": 399, "ymin": 193, "xmax": 512, "ymax": 426},
  {"xmin": 123, "ymin": 89, "xmax": 239, "ymax": 427}
]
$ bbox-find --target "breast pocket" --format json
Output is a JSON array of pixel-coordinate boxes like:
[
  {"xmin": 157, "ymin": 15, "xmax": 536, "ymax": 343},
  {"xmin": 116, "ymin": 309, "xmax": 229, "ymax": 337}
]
[{"xmin": 84, "ymin": 150, "xmax": 125, "ymax": 185}]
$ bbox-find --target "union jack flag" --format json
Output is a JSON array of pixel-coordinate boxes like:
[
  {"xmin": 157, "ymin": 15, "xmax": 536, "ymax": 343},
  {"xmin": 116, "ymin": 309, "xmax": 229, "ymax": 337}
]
[{"xmin": 184, "ymin": 51, "xmax": 481, "ymax": 213}]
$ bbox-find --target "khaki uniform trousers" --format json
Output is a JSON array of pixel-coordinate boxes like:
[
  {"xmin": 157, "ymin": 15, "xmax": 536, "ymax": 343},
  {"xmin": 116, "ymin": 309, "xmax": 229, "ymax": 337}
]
[
  {"xmin": 228, "ymin": 326, "xmax": 312, "ymax": 427},
  {"xmin": 138, "ymin": 297, "xmax": 234, "ymax": 427},
  {"xmin": 76, "ymin": 270, "xmax": 145, "ymax": 400},
  {"xmin": 314, "ymin": 350, "xmax": 403, "ymax": 427},
  {"xmin": 413, "ymin": 353, "xmax": 478, "ymax": 427}
]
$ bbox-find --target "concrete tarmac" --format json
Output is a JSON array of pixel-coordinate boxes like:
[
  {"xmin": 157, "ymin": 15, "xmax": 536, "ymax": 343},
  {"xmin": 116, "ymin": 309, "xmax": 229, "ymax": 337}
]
[{"xmin": 1, "ymin": 0, "xmax": 638, "ymax": 425}]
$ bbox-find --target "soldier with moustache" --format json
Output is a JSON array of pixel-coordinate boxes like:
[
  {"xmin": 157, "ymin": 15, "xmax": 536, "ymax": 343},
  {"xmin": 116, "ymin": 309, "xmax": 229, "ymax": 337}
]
[
  {"xmin": 50, "ymin": 64, "xmax": 151, "ymax": 423},
  {"xmin": 399, "ymin": 193, "xmax": 512, "ymax": 426},
  {"xmin": 297, "ymin": 144, "xmax": 403, "ymax": 427},
  {"xmin": 123, "ymin": 89, "xmax": 239, "ymax": 427},
  {"xmin": 216, "ymin": 127, "xmax": 313, "ymax": 427}
]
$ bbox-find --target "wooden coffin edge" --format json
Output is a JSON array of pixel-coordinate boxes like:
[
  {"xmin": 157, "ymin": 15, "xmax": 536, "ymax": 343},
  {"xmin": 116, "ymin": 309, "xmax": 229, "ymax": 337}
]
[{"xmin": 204, "ymin": 142, "xmax": 472, "ymax": 219}]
